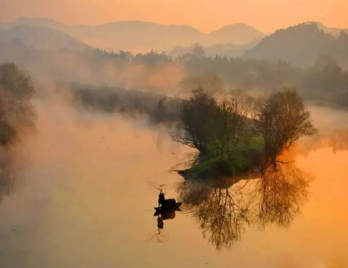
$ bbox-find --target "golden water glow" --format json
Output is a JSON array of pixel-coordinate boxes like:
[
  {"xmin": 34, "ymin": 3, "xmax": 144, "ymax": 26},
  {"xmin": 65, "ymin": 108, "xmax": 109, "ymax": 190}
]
[{"xmin": 0, "ymin": 99, "xmax": 347, "ymax": 267}]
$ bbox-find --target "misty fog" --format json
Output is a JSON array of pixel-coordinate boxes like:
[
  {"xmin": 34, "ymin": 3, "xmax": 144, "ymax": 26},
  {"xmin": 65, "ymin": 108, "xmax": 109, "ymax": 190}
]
[{"xmin": 1, "ymin": 8, "xmax": 348, "ymax": 268}]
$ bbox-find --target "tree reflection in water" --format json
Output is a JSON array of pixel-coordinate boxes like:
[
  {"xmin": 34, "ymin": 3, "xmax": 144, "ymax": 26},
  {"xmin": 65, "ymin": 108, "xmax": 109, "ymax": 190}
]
[
  {"xmin": 0, "ymin": 153, "xmax": 16, "ymax": 205},
  {"xmin": 257, "ymin": 167, "xmax": 309, "ymax": 228},
  {"xmin": 177, "ymin": 165, "xmax": 310, "ymax": 250}
]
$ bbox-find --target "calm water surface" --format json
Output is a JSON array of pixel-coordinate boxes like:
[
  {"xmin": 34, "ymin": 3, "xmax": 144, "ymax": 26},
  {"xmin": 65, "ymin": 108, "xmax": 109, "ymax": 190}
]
[{"xmin": 0, "ymin": 101, "xmax": 347, "ymax": 268}]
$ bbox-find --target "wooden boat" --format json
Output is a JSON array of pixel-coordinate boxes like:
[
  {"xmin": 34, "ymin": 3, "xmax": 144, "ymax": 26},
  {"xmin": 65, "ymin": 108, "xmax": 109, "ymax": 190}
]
[
  {"xmin": 154, "ymin": 202, "xmax": 182, "ymax": 215},
  {"xmin": 154, "ymin": 208, "xmax": 181, "ymax": 219}
]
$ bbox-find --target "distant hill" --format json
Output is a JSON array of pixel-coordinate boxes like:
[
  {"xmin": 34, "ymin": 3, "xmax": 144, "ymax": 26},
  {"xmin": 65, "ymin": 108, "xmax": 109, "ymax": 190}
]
[
  {"xmin": 2, "ymin": 18, "xmax": 264, "ymax": 52},
  {"xmin": 0, "ymin": 24, "xmax": 90, "ymax": 51},
  {"xmin": 4, "ymin": 17, "xmax": 64, "ymax": 29},
  {"xmin": 207, "ymin": 24, "xmax": 264, "ymax": 45},
  {"xmin": 244, "ymin": 23, "xmax": 348, "ymax": 69}
]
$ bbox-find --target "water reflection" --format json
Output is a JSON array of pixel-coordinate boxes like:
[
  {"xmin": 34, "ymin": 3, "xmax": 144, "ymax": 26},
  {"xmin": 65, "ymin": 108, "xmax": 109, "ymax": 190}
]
[
  {"xmin": 146, "ymin": 196, "xmax": 182, "ymax": 243},
  {"xmin": 146, "ymin": 210, "xmax": 179, "ymax": 244},
  {"xmin": 0, "ymin": 152, "xmax": 16, "ymax": 205},
  {"xmin": 177, "ymin": 165, "xmax": 310, "ymax": 250},
  {"xmin": 257, "ymin": 167, "xmax": 309, "ymax": 227}
]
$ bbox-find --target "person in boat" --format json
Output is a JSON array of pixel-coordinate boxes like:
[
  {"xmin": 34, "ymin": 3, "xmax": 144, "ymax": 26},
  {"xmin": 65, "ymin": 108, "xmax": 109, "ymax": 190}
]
[{"xmin": 158, "ymin": 190, "xmax": 165, "ymax": 207}]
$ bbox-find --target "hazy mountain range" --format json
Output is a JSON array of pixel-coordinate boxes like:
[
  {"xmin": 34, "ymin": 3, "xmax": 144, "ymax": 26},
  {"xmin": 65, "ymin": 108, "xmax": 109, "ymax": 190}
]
[
  {"xmin": 1, "ymin": 19, "xmax": 348, "ymax": 109},
  {"xmin": 1, "ymin": 18, "xmax": 264, "ymax": 52},
  {"xmin": 1, "ymin": 18, "xmax": 348, "ymax": 69},
  {"xmin": 0, "ymin": 24, "xmax": 90, "ymax": 51},
  {"xmin": 244, "ymin": 23, "xmax": 348, "ymax": 68}
]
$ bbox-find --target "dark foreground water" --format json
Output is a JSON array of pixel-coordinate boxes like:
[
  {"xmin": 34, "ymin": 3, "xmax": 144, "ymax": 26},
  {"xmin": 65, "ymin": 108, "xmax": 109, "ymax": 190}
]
[{"xmin": 0, "ymin": 100, "xmax": 347, "ymax": 268}]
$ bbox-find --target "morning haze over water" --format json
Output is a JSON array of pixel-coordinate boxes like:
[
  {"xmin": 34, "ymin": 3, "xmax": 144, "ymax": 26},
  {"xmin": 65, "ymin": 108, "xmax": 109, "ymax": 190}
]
[{"xmin": 0, "ymin": 0, "xmax": 348, "ymax": 267}]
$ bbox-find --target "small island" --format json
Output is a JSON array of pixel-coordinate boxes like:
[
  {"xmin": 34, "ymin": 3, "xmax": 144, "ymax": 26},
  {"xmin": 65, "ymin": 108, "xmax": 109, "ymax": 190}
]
[{"xmin": 172, "ymin": 87, "xmax": 316, "ymax": 180}]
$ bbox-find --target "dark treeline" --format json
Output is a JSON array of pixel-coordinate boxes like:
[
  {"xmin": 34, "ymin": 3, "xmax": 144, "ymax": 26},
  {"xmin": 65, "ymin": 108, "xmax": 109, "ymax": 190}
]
[
  {"xmin": 181, "ymin": 54, "xmax": 348, "ymax": 107},
  {"xmin": 96, "ymin": 46, "xmax": 348, "ymax": 108},
  {"xmin": 2, "ymin": 38, "xmax": 348, "ymax": 107},
  {"xmin": 72, "ymin": 85, "xmax": 181, "ymax": 124}
]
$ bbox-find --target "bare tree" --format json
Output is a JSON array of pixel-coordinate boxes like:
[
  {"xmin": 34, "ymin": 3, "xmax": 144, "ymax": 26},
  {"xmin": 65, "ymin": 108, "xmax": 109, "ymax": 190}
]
[
  {"xmin": 258, "ymin": 88, "xmax": 316, "ymax": 169},
  {"xmin": 229, "ymin": 89, "xmax": 265, "ymax": 120},
  {"xmin": 210, "ymin": 97, "xmax": 251, "ymax": 161}
]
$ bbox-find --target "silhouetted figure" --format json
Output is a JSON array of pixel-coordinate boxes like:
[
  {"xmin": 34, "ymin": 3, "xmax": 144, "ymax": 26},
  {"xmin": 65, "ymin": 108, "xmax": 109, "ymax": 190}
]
[{"xmin": 158, "ymin": 190, "xmax": 165, "ymax": 207}]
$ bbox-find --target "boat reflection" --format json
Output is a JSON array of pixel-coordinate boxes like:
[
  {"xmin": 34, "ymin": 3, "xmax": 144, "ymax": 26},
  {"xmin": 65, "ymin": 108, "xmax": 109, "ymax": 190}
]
[
  {"xmin": 146, "ymin": 210, "xmax": 178, "ymax": 244},
  {"xmin": 155, "ymin": 209, "xmax": 178, "ymax": 230},
  {"xmin": 177, "ymin": 165, "xmax": 310, "ymax": 250}
]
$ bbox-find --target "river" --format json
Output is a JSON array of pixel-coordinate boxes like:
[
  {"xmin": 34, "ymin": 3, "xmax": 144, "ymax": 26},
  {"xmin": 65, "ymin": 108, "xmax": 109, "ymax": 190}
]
[{"xmin": 0, "ymin": 99, "xmax": 347, "ymax": 268}]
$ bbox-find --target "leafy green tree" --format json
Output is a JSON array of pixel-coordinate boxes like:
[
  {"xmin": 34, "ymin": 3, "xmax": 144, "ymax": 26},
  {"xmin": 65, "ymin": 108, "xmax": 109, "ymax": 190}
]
[
  {"xmin": 172, "ymin": 89, "xmax": 217, "ymax": 154},
  {"xmin": 172, "ymin": 88, "xmax": 251, "ymax": 161}
]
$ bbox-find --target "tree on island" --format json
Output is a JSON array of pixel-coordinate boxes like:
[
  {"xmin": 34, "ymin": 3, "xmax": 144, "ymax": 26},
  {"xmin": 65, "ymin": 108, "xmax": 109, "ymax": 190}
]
[
  {"xmin": 172, "ymin": 87, "xmax": 315, "ymax": 179},
  {"xmin": 257, "ymin": 88, "xmax": 316, "ymax": 171}
]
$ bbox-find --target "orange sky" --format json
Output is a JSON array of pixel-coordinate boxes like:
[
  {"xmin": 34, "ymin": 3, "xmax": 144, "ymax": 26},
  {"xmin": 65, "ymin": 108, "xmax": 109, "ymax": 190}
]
[{"xmin": 1, "ymin": 0, "xmax": 348, "ymax": 33}]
